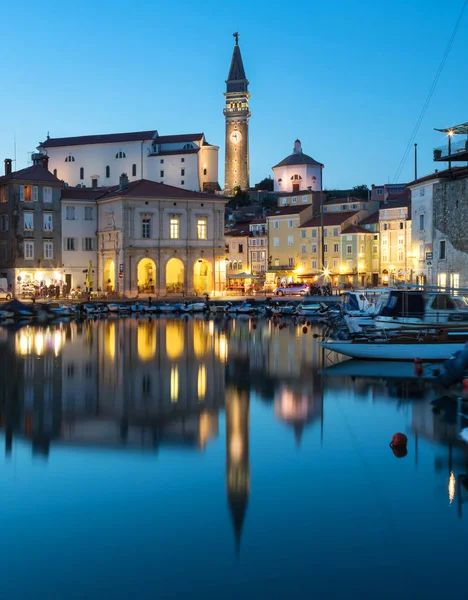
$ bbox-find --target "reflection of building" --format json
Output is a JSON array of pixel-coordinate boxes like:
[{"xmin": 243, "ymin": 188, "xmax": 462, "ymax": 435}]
[
  {"xmin": 0, "ymin": 156, "xmax": 63, "ymax": 295},
  {"xmin": 274, "ymin": 382, "xmax": 322, "ymax": 445},
  {"xmin": 225, "ymin": 386, "xmax": 250, "ymax": 552},
  {"xmin": 96, "ymin": 176, "xmax": 227, "ymax": 296}
]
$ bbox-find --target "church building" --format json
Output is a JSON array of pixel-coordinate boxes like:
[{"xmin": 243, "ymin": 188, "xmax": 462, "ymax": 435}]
[
  {"xmin": 224, "ymin": 34, "xmax": 250, "ymax": 193},
  {"xmin": 272, "ymin": 140, "xmax": 323, "ymax": 193}
]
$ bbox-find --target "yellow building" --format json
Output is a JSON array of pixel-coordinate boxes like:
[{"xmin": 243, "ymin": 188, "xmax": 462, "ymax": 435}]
[{"xmin": 379, "ymin": 199, "xmax": 412, "ymax": 285}]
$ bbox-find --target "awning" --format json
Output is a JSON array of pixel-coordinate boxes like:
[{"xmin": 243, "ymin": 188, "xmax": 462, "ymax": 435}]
[{"xmin": 228, "ymin": 272, "xmax": 260, "ymax": 279}]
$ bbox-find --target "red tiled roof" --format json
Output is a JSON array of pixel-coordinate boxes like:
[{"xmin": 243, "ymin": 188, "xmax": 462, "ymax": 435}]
[
  {"xmin": 149, "ymin": 148, "xmax": 199, "ymax": 157},
  {"xmin": 267, "ymin": 205, "xmax": 310, "ymax": 216},
  {"xmin": 100, "ymin": 179, "xmax": 225, "ymax": 201},
  {"xmin": 341, "ymin": 225, "xmax": 369, "ymax": 235},
  {"xmin": 61, "ymin": 187, "xmax": 109, "ymax": 200},
  {"xmin": 40, "ymin": 131, "xmax": 204, "ymax": 148},
  {"xmin": 250, "ymin": 217, "xmax": 266, "ymax": 223},
  {"xmin": 225, "ymin": 227, "xmax": 250, "ymax": 236},
  {"xmin": 325, "ymin": 196, "xmax": 363, "ymax": 205},
  {"xmin": 359, "ymin": 212, "xmax": 379, "ymax": 225},
  {"xmin": 380, "ymin": 197, "xmax": 411, "ymax": 210},
  {"xmin": 276, "ymin": 190, "xmax": 316, "ymax": 197},
  {"xmin": 407, "ymin": 167, "xmax": 467, "ymax": 187},
  {"xmin": 273, "ymin": 152, "xmax": 323, "ymax": 169},
  {"xmin": 0, "ymin": 165, "xmax": 61, "ymax": 184},
  {"xmin": 300, "ymin": 212, "xmax": 359, "ymax": 228}
]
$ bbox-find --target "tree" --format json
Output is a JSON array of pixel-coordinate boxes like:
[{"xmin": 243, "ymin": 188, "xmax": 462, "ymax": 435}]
[
  {"xmin": 226, "ymin": 186, "xmax": 250, "ymax": 208},
  {"xmin": 254, "ymin": 176, "xmax": 274, "ymax": 191},
  {"xmin": 352, "ymin": 184, "xmax": 369, "ymax": 191}
]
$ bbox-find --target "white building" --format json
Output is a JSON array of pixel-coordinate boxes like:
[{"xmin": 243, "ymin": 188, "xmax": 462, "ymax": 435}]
[
  {"xmin": 96, "ymin": 175, "xmax": 227, "ymax": 296},
  {"xmin": 61, "ymin": 187, "xmax": 101, "ymax": 291},
  {"xmin": 39, "ymin": 131, "xmax": 219, "ymax": 193},
  {"xmin": 272, "ymin": 140, "xmax": 323, "ymax": 193}
]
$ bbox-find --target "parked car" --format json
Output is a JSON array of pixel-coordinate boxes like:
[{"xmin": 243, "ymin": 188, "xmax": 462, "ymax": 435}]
[
  {"xmin": 0, "ymin": 288, "xmax": 12, "ymax": 300},
  {"xmin": 273, "ymin": 283, "xmax": 310, "ymax": 296}
]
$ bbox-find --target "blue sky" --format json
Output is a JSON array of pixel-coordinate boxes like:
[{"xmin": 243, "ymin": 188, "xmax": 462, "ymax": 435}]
[{"xmin": 1, "ymin": 0, "xmax": 467, "ymax": 188}]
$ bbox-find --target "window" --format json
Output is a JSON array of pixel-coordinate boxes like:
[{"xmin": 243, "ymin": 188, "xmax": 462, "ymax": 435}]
[
  {"xmin": 181, "ymin": 158, "xmax": 185, "ymax": 163},
  {"xmin": 288, "ymin": 236, "xmax": 294, "ymax": 246},
  {"xmin": 142, "ymin": 217, "xmax": 151, "ymax": 239},
  {"xmin": 65, "ymin": 238, "xmax": 76, "ymax": 251},
  {"xmin": 20, "ymin": 185, "xmax": 32, "ymax": 202},
  {"xmin": 419, "ymin": 214, "xmax": 425, "ymax": 231},
  {"xmin": 382, "ymin": 239, "xmax": 388, "ymax": 246},
  {"xmin": 301, "ymin": 245, "xmax": 306, "ymax": 254},
  {"xmin": 83, "ymin": 238, "xmax": 94, "ymax": 251},
  {"xmin": 292, "ymin": 197, "xmax": 297, "ymax": 204},
  {"xmin": 347, "ymin": 245, "xmax": 352, "ymax": 254},
  {"xmin": 115, "ymin": 151, "xmax": 126, "ymax": 159},
  {"xmin": 301, "ymin": 230, "xmax": 306, "ymax": 238},
  {"xmin": 43, "ymin": 213, "xmax": 53, "ymax": 230},
  {"xmin": 312, "ymin": 260, "xmax": 317, "ymax": 269},
  {"xmin": 132, "ymin": 164, "xmax": 137, "ymax": 177},
  {"xmin": 239, "ymin": 243, "xmax": 243, "ymax": 253},
  {"xmin": 181, "ymin": 169, "xmax": 185, "ymax": 176},
  {"xmin": 440, "ymin": 240, "xmax": 446, "ymax": 260},
  {"xmin": 333, "ymin": 228, "xmax": 339, "ymax": 236},
  {"xmin": 85, "ymin": 206, "xmax": 93, "ymax": 220},
  {"xmin": 66, "ymin": 206, "xmax": 75, "ymax": 220},
  {"xmin": 324, "ymin": 244, "xmax": 328, "ymax": 253},
  {"xmin": 33, "ymin": 186, "xmax": 38, "ymax": 202},
  {"xmin": 288, "ymin": 220, "xmax": 294, "ymax": 228},
  {"xmin": 288, "ymin": 257, "xmax": 294, "ymax": 267},
  {"xmin": 438, "ymin": 273, "xmax": 447, "ymax": 288},
  {"xmin": 0, "ymin": 214, "xmax": 9, "ymax": 230},
  {"xmin": 65, "ymin": 155, "xmax": 75, "ymax": 162},
  {"xmin": 398, "ymin": 238, "xmax": 404, "ymax": 245},
  {"xmin": 197, "ymin": 218, "xmax": 207, "ymax": 240},
  {"xmin": 24, "ymin": 212, "xmax": 34, "ymax": 231},
  {"xmin": 24, "ymin": 241, "xmax": 34, "ymax": 259},
  {"xmin": 399, "ymin": 222, "xmax": 404, "ymax": 230},
  {"xmin": 91, "ymin": 178, "xmax": 98, "ymax": 188},
  {"xmin": 382, "ymin": 253, "xmax": 388, "ymax": 262},
  {"xmin": 170, "ymin": 217, "xmax": 180, "ymax": 239},
  {"xmin": 53, "ymin": 169, "xmax": 57, "ymax": 177},
  {"xmin": 347, "ymin": 259, "xmax": 353, "ymax": 269},
  {"xmin": 238, "ymin": 259, "xmax": 243, "ymax": 271},
  {"xmin": 324, "ymin": 260, "xmax": 328, "ymax": 268},
  {"xmin": 80, "ymin": 167, "xmax": 84, "ymax": 180},
  {"xmin": 376, "ymin": 188, "xmax": 383, "ymax": 195},
  {"xmin": 0, "ymin": 187, "xmax": 6, "ymax": 203},
  {"xmin": 273, "ymin": 237, "xmax": 279, "ymax": 247},
  {"xmin": 341, "ymin": 205, "xmax": 348, "ymax": 210},
  {"xmin": 351, "ymin": 204, "xmax": 357, "ymax": 209},
  {"xmin": 302, "ymin": 196, "xmax": 308, "ymax": 203},
  {"xmin": 332, "ymin": 259, "xmax": 338, "ymax": 269},
  {"xmin": 360, "ymin": 244, "xmax": 364, "ymax": 254},
  {"xmin": 419, "ymin": 186, "xmax": 425, "ymax": 197},
  {"xmin": 203, "ymin": 168, "xmax": 207, "ymax": 176},
  {"xmin": 312, "ymin": 244, "xmax": 317, "ymax": 253},
  {"xmin": 44, "ymin": 241, "xmax": 53, "ymax": 259},
  {"xmin": 160, "ymin": 170, "xmax": 164, "ymax": 178},
  {"xmin": 333, "ymin": 244, "xmax": 339, "ymax": 252},
  {"xmin": 106, "ymin": 166, "xmax": 110, "ymax": 178},
  {"xmin": 312, "ymin": 229, "xmax": 317, "ymax": 238},
  {"xmin": 273, "ymin": 221, "xmax": 279, "ymax": 229},
  {"xmin": 183, "ymin": 143, "xmax": 193, "ymax": 150},
  {"xmin": 323, "ymin": 228, "xmax": 328, "ymax": 237},
  {"xmin": 372, "ymin": 245, "xmax": 378, "ymax": 255},
  {"xmin": 43, "ymin": 186, "xmax": 52, "ymax": 203},
  {"xmin": 181, "ymin": 180, "xmax": 185, "ymax": 185},
  {"xmin": 160, "ymin": 159, "xmax": 164, "ymax": 164},
  {"xmin": 281, "ymin": 198, "xmax": 287, "ymax": 205},
  {"xmin": 398, "ymin": 250, "xmax": 404, "ymax": 262},
  {"xmin": 383, "ymin": 223, "xmax": 388, "ymax": 231}
]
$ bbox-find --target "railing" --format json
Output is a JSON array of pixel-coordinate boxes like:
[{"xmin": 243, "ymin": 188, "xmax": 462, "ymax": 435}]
[
  {"xmin": 433, "ymin": 138, "xmax": 468, "ymax": 160},
  {"xmin": 268, "ymin": 265, "xmax": 294, "ymax": 271}
]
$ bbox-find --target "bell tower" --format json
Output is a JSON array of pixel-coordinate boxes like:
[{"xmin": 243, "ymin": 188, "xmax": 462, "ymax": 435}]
[{"xmin": 224, "ymin": 33, "xmax": 250, "ymax": 193}]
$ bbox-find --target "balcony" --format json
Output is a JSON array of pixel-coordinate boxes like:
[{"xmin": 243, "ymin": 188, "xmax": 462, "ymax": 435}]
[
  {"xmin": 433, "ymin": 122, "xmax": 468, "ymax": 163},
  {"xmin": 268, "ymin": 264, "xmax": 294, "ymax": 271}
]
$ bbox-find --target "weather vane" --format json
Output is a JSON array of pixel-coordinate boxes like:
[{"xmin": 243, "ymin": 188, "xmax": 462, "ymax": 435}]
[{"xmin": 233, "ymin": 32, "xmax": 239, "ymax": 44}]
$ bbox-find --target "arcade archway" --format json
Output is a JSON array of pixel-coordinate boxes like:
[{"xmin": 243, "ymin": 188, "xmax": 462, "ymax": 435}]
[
  {"xmin": 166, "ymin": 258, "xmax": 184, "ymax": 294},
  {"xmin": 137, "ymin": 258, "xmax": 156, "ymax": 293}
]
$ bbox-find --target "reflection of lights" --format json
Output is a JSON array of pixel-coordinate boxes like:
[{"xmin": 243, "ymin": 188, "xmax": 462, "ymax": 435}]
[
  {"xmin": 209, "ymin": 321, "xmax": 214, "ymax": 335},
  {"xmin": 197, "ymin": 364, "xmax": 206, "ymax": 400},
  {"xmin": 449, "ymin": 471, "xmax": 456, "ymax": 505},
  {"xmin": 18, "ymin": 332, "xmax": 31, "ymax": 356},
  {"xmin": 35, "ymin": 332, "xmax": 44, "ymax": 356},
  {"xmin": 137, "ymin": 322, "xmax": 156, "ymax": 361},
  {"xmin": 216, "ymin": 333, "xmax": 228, "ymax": 363},
  {"xmin": 230, "ymin": 435, "xmax": 243, "ymax": 462},
  {"xmin": 170, "ymin": 365, "xmax": 179, "ymax": 402},
  {"xmin": 54, "ymin": 331, "xmax": 62, "ymax": 356},
  {"xmin": 105, "ymin": 323, "xmax": 116, "ymax": 361},
  {"xmin": 166, "ymin": 322, "xmax": 183, "ymax": 359},
  {"xmin": 274, "ymin": 388, "xmax": 309, "ymax": 421},
  {"xmin": 193, "ymin": 324, "xmax": 207, "ymax": 358}
]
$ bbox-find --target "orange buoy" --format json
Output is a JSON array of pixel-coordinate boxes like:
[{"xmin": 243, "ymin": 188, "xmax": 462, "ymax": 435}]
[
  {"xmin": 302, "ymin": 326, "xmax": 308, "ymax": 334},
  {"xmin": 390, "ymin": 432, "xmax": 408, "ymax": 448},
  {"xmin": 391, "ymin": 446, "xmax": 408, "ymax": 459}
]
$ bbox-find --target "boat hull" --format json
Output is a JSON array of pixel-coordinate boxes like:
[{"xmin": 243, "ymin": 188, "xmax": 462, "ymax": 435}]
[{"xmin": 319, "ymin": 340, "xmax": 465, "ymax": 361}]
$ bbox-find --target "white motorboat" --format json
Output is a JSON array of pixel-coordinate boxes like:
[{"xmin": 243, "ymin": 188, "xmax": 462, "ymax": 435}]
[
  {"xmin": 180, "ymin": 302, "xmax": 206, "ymax": 313},
  {"xmin": 271, "ymin": 302, "xmax": 298, "ymax": 316},
  {"xmin": 321, "ymin": 359, "xmax": 436, "ymax": 380},
  {"xmin": 160, "ymin": 303, "xmax": 183, "ymax": 313},
  {"xmin": 43, "ymin": 302, "xmax": 75, "ymax": 317},
  {"xmin": 225, "ymin": 301, "xmax": 259, "ymax": 314},
  {"xmin": 319, "ymin": 328, "xmax": 468, "ymax": 361}
]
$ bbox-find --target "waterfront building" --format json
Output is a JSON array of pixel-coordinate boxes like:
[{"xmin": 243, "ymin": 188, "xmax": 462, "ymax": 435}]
[
  {"xmin": 224, "ymin": 34, "xmax": 250, "ymax": 193},
  {"xmin": 247, "ymin": 217, "xmax": 268, "ymax": 275},
  {"xmin": 39, "ymin": 132, "xmax": 219, "ymax": 193},
  {"xmin": 272, "ymin": 139, "xmax": 323, "ymax": 193},
  {"xmin": 0, "ymin": 155, "xmax": 63, "ymax": 295},
  {"xmin": 371, "ymin": 182, "xmax": 408, "ymax": 202},
  {"xmin": 379, "ymin": 197, "xmax": 412, "ymax": 285},
  {"xmin": 61, "ymin": 187, "xmax": 102, "ymax": 291},
  {"xmin": 359, "ymin": 212, "xmax": 380, "ymax": 286},
  {"xmin": 225, "ymin": 217, "xmax": 268, "ymax": 283},
  {"xmin": 339, "ymin": 224, "xmax": 379, "ymax": 287},
  {"xmin": 96, "ymin": 175, "xmax": 227, "ymax": 296}
]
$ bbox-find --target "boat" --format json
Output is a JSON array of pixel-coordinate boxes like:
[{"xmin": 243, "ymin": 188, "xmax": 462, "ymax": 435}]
[
  {"xmin": 295, "ymin": 301, "xmax": 333, "ymax": 318},
  {"xmin": 319, "ymin": 327, "xmax": 468, "ymax": 361},
  {"xmin": 321, "ymin": 359, "xmax": 437, "ymax": 380},
  {"xmin": 225, "ymin": 301, "xmax": 260, "ymax": 314},
  {"xmin": 41, "ymin": 302, "xmax": 75, "ymax": 317},
  {"xmin": 160, "ymin": 303, "xmax": 183, "ymax": 313},
  {"xmin": 180, "ymin": 302, "xmax": 206, "ymax": 313},
  {"xmin": 271, "ymin": 302, "xmax": 298, "ymax": 316}
]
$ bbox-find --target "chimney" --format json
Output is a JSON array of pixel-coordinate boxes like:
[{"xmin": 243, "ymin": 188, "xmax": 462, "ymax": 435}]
[
  {"xmin": 119, "ymin": 173, "xmax": 129, "ymax": 189},
  {"xmin": 40, "ymin": 154, "xmax": 49, "ymax": 170},
  {"xmin": 4, "ymin": 158, "xmax": 12, "ymax": 176}
]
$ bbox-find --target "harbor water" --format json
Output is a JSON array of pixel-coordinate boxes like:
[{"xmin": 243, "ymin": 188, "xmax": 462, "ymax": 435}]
[{"xmin": 0, "ymin": 316, "xmax": 467, "ymax": 599}]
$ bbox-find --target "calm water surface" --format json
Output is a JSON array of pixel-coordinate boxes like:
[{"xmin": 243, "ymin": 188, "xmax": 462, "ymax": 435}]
[{"xmin": 1, "ymin": 316, "xmax": 467, "ymax": 599}]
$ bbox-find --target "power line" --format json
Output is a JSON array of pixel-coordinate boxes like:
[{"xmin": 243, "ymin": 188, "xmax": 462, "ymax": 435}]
[{"xmin": 393, "ymin": 0, "xmax": 468, "ymax": 182}]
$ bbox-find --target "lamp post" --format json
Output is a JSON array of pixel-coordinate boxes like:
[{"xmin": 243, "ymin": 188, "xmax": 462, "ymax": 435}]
[{"xmin": 448, "ymin": 129, "xmax": 454, "ymax": 170}]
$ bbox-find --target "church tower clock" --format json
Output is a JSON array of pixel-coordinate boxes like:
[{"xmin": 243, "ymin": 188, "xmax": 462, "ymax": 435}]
[{"xmin": 224, "ymin": 33, "xmax": 250, "ymax": 193}]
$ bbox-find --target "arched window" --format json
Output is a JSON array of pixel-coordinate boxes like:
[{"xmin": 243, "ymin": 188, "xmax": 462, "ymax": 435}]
[
  {"xmin": 65, "ymin": 156, "xmax": 75, "ymax": 162},
  {"xmin": 115, "ymin": 151, "xmax": 126, "ymax": 159},
  {"xmin": 232, "ymin": 260, "xmax": 238, "ymax": 270},
  {"xmin": 53, "ymin": 169, "xmax": 57, "ymax": 177},
  {"xmin": 228, "ymin": 261, "xmax": 233, "ymax": 270},
  {"xmin": 238, "ymin": 260, "xmax": 243, "ymax": 271},
  {"xmin": 80, "ymin": 167, "xmax": 84, "ymax": 180},
  {"xmin": 105, "ymin": 166, "xmax": 110, "ymax": 178},
  {"xmin": 183, "ymin": 143, "xmax": 193, "ymax": 150},
  {"xmin": 203, "ymin": 168, "xmax": 207, "ymax": 176},
  {"xmin": 132, "ymin": 164, "xmax": 137, "ymax": 177}
]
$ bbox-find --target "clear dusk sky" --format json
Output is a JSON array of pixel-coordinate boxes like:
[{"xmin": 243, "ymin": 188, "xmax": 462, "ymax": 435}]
[{"xmin": 1, "ymin": 0, "xmax": 467, "ymax": 189}]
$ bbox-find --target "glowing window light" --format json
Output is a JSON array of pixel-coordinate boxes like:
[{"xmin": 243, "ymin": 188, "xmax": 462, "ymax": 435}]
[
  {"xmin": 449, "ymin": 471, "xmax": 456, "ymax": 505},
  {"xmin": 35, "ymin": 332, "xmax": 44, "ymax": 356},
  {"xmin": 166, "ymin": 322, "xmax": 183, "ymax": 359},
  {"xmin": 137, "ymin": 322, "xmax": 156, "ymax": 361}
]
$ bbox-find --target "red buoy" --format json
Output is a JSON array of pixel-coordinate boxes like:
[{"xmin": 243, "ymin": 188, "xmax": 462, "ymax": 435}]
[
  {"xmin": 390, "ymin": 433, "xmax": 408, "ymax": 448},
  {"xmin": 463, "ymin": 377, "xmax": 468, "ymax": 390},
  {"xmin": 252, "ymin": 323, "xmax": 257, "ymax": 330},
  {"xmin": 391, "ymin": 446, "xmax": 408, "ymax": 459},
  {"xmin": 307, "ymin": 321, "xmax": 311, "ymax": 326},
  {"xmin": 302, "ymin": 326, "xmax": 308, "ymax": 334},
  {"xmin": 414, "ymin": 363, "xmax": 423, "ymax": 377}
]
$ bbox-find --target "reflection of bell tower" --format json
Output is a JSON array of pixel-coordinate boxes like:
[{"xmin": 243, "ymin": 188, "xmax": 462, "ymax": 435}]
[
  {"xmin": 225, "ymin": 386, "xmax": 250, "ymax": 553},
  {"xmin": 224, "ymin": 32, "xmax": 250, "ymax": 193}
]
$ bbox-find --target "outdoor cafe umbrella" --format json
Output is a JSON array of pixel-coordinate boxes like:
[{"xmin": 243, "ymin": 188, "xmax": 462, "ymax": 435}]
[
  {"xmin": 85, "ymin": 260, "xmax": 93, "ymax": 291},
  {"xmin": 228, "ymin": 272, "xmax": 259, "ymax": 279}
]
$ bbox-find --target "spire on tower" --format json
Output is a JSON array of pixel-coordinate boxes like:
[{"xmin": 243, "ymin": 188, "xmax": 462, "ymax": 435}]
[{"xmin": 226, "ymin": 35, "xmax": 248, "ymax": 93}]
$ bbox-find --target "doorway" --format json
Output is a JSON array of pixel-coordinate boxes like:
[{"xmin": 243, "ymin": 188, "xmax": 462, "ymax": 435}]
[{"xmin": 65, "ymin": 273, "xmax": 72, "ymax": 293}]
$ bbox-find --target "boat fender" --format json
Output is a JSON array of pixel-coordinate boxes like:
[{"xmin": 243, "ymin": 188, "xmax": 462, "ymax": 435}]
[
  {"xmin": 307, "ymin": 321, "xmax": 311, "ymax": 326},
  {"xmin": 302, "ymin": 326, "xmax": 308, "ymax": 334},
  {"xmin": 390, "ymin": 433, "xmax": 407, "ymax": 449},
  {"xmin": 252, "ymin": 323, "xmax": 257, "ymax": 330},
  {"xmin": 436, "ymin": 343, "xmax": 468, "ymax": 387},
  {"xmin": 312, "ymin": 333, "xmax": 320, "ymax": 339}
]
